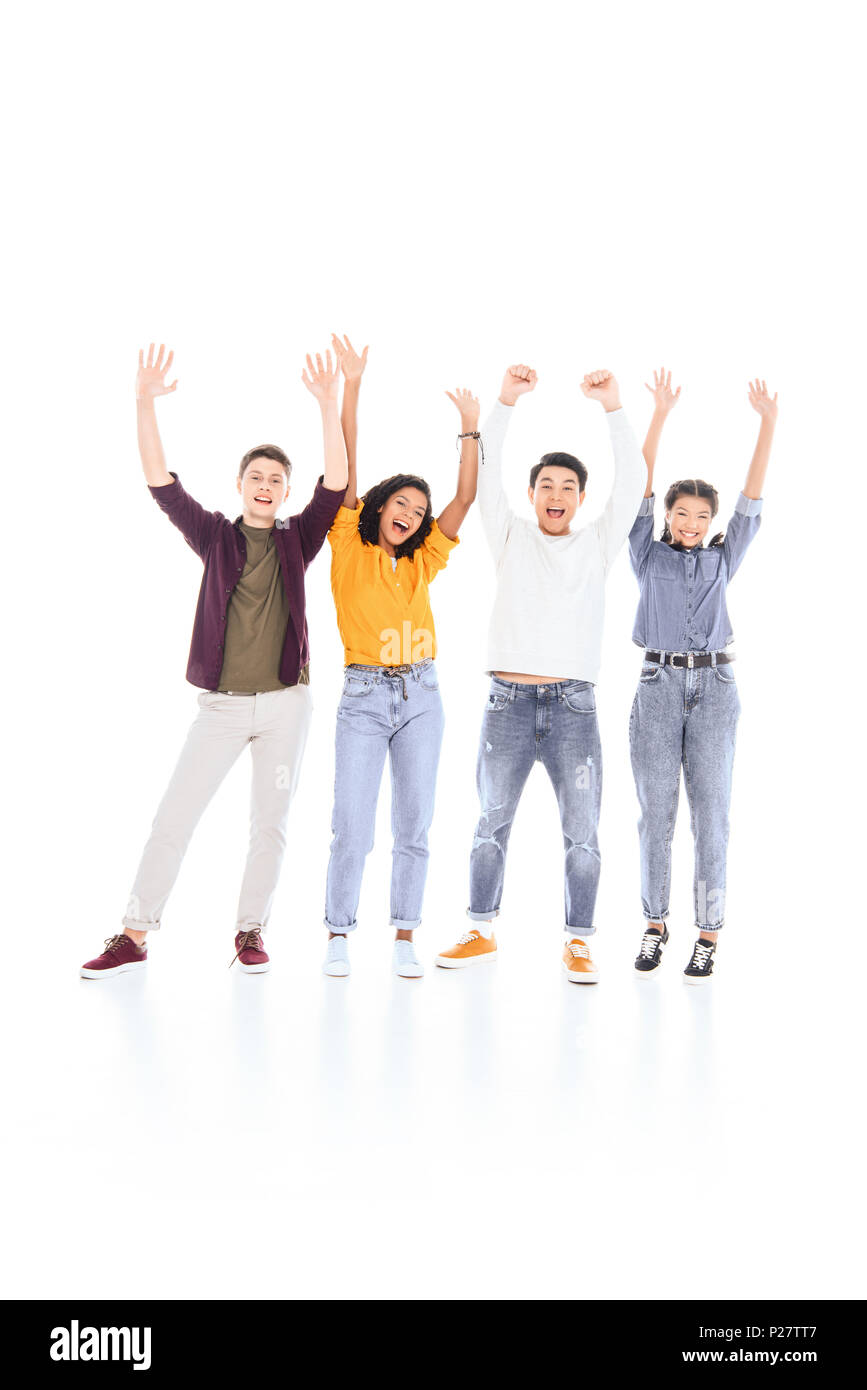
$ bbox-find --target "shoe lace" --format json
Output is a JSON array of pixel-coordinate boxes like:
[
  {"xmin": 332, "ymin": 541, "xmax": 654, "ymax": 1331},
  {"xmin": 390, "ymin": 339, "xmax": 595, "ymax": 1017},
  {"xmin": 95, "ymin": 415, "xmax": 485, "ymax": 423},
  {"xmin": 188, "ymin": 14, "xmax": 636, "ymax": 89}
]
[
  {"xmin": 639, "ymin": 931, "xmax": 663, "ymax": 960},
  {"xmin": 458, "ymin": 931, "xmax": 480, "ymax": 945},
  {"xmin": 104, "ymin": 934, "xmax": 131, "ymax": 955},
  {"xmin": 690, "ymin": 940, "xmax": 714, "ymax": 969},
  {"xmin": 395, "ymin": 940, "xmax": 417, "ymax": 959},
  {"xmin": 326, "ymin": 937, "xmax": 347, "ymax": 959},
  {"xmin": 229, "ymin": 929, "xmax": 263, "ymax": 969},
  {"xmin": 567, "ymin": 940, "xmax": 590, "ymax": 959}
]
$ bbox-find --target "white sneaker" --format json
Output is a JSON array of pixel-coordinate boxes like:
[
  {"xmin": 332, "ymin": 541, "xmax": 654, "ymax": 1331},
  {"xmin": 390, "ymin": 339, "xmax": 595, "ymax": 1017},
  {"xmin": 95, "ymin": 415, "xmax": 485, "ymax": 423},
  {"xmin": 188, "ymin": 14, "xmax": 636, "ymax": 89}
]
[
  {"xmin": 393, "ymin": 939, "xmax": 424, "ymax": 978},
  {"xmin": 323, "ymin": 935, "xmax": 350, "ymax": 977}
]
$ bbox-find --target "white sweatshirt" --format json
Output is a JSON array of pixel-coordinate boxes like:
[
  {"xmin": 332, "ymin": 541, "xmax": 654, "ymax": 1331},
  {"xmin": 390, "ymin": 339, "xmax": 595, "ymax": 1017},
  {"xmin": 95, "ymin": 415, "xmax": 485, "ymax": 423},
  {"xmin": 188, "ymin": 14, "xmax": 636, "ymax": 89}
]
[{"xmin": 477, "ymin": 399, "xmax": 646, "ymax": 684}]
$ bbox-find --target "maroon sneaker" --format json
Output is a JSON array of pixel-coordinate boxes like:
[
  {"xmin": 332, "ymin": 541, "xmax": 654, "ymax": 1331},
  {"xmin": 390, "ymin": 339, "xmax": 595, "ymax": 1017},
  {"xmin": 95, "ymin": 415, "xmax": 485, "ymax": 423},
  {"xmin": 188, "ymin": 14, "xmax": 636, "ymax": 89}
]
[
  {"xmin": 81, "ymin": 933, "xmax": 147, "ymax": 979},
  {"xmin": 230, "ymin": 928, "xmax": 270, "ymax": 974}
]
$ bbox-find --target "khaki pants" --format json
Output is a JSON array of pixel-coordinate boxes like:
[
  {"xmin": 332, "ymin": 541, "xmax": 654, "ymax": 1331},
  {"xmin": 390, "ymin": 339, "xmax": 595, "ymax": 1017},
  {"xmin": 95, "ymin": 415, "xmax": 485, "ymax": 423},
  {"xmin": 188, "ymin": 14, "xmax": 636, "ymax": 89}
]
[{"xmin": 123, "ymin": 687, "xmax": 312, "ymax": 934}]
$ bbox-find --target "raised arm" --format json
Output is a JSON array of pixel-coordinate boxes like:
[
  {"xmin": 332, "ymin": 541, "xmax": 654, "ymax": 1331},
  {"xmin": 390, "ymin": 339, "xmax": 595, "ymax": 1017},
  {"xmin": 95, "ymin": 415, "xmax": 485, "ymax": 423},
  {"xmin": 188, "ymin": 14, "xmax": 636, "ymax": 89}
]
[
  {"xmin": 743, "ymin": 378, "xmax": 778, "ymax": 498},
  {"xmin": 330, "ymin": 333, "xmax": 368, "ymax": 509},
  {"xmin": 642, "ymin": 366, "xmax": 681, "ymax": 498},
  {"xmin": 722, "ymin": 379, "xmax": 777, "ymax": 580},
  {"xmin": 476, "ymin": 365, "xmax": 537, "ymax": 560},
  {"xmin": 136, "ymin": 342, "xmax": 177, "ymax": 486},
  {"xmin": 300, "ymin": 349, "xmax": 349, "ymax": 490},
  {"xmin": 581, "ymin": 369, "xmax": 647, "ymax": 570},
  {"xmin": 436, "ymin": 388, "xmax": 480, "ymax": 540}
]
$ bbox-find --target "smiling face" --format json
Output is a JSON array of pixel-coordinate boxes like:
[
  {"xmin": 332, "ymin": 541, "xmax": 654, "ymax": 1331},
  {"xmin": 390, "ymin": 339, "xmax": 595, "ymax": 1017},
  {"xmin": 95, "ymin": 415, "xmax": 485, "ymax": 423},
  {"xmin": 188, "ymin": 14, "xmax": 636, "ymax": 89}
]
[
  {"xmin": 377, "ymin": 487, "xmax": 429, "ymax": 553},
  {"xmin": 528, "ymin": 465, "xmax": 584, "ymax": 536},
  {"xmin": 666, "ymin": 493, "xmax": 713, "ymax": 548},
  {"xmin": 237, "ymin": 457, "xmax": 290, "ymax": 527}
]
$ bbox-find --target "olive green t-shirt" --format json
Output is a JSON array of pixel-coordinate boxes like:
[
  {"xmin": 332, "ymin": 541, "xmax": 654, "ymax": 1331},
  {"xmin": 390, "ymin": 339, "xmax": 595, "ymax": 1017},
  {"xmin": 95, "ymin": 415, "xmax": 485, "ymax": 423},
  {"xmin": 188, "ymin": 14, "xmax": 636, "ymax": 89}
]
[{"xmin": 217, "ymin": 522, "xmax": 309, "ymax": 692}]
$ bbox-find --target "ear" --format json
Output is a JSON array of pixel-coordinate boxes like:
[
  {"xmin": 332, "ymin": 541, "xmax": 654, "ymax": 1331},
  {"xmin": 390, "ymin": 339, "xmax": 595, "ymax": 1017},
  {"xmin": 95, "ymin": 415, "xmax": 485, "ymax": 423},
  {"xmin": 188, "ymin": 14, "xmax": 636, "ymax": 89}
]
[
  {"xmin": 578, "ymin": 490, "xmax": 586, "ymax": 508},
  {"xmin": 527, "ymin": 485, "xmax": 535, "ymax": 503},
  {"xmin": 236, "ymin": 476, "xmax": 243, "ymax": 495}
]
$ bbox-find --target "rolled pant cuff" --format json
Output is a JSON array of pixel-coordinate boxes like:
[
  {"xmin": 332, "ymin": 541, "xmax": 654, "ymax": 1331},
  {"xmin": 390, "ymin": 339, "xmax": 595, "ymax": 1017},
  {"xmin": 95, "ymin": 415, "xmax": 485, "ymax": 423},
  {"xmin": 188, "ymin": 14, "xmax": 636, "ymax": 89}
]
[
  {"xmin": 467, "ymin": 908, "xmax": 499, "ymax": 923},
  {"xmin": 390, "ymin": 916, "xmax": 421, "ymax": 930},
  {"xmin": 696, "ymin": 921, "xmax": 724, "ymax": 932},
  {"xmin": 564, "ymin": 926, "xmax": 597, "ymax": 938},
  {"xmin": 122, "ymin": 917, "xmax": 160, "ymax": 933},
  {"xmin": 324, "ymin": 917, "xmax": 358, "ymax": 934}
]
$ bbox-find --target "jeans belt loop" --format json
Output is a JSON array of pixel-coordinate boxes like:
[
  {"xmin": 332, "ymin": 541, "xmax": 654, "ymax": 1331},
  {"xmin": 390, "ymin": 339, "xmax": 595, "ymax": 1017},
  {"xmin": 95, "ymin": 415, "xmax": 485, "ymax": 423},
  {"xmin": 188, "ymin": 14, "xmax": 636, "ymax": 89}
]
[
  {"xmin": 658, "ymin": 649, "xmax": 666, "ymax": 666},
  {"xmin": 687, "ymin": 652, "xmax": 694, "ymax": 669},
  {"xmin": 711, "ymin": 651, "xmax": 718, "ymax": 667}
]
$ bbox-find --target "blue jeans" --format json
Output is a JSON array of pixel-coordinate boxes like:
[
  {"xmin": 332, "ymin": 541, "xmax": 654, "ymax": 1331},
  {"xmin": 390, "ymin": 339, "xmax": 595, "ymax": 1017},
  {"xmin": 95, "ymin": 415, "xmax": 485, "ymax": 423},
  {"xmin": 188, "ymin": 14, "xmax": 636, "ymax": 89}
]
[
  {"xmin": 629, "ymin": 658, "xmax": 740, "ymax": 929},
  {"xmin": 467, "ymin": 677, "xmax": 603, "ymax": 936},
  {"xmin": 324, "ymin": 660, "xmax": 444, "ymax": 933}
]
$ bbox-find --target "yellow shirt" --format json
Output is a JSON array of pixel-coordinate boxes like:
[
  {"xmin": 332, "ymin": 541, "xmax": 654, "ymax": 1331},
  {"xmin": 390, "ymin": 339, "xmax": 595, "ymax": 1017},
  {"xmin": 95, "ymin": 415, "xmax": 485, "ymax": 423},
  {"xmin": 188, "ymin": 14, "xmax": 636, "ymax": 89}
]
[{"xmin": 328, "ymin": 502, "xmax": 459, "ymax": 667}]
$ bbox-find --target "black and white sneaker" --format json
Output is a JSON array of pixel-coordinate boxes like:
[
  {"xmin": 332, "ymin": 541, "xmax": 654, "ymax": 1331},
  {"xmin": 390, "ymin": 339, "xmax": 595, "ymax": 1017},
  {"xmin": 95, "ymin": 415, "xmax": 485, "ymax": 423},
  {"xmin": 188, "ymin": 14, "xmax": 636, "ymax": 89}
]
[
  {"xmin": 683, "ymin": 937, "xmax": 716, "ymax": 984},
  {"xmin": 634, "ymin": 923, "xmax": 669, "ymax": 974}
]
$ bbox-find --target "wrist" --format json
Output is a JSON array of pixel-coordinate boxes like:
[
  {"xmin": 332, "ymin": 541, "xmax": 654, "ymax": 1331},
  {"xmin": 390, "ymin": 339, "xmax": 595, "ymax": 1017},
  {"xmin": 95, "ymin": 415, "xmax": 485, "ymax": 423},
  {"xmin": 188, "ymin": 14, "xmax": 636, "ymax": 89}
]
[
  {"xmin": 603, "ymin": 399, "xmax": 622, "ymax": 413},
  {"xmin": 498, "ymin": 394, "xmax": 518, "ymax": 408},
  {"xmin": 136, "ymin": 393, "xmax": 156, "ymax": 408}
]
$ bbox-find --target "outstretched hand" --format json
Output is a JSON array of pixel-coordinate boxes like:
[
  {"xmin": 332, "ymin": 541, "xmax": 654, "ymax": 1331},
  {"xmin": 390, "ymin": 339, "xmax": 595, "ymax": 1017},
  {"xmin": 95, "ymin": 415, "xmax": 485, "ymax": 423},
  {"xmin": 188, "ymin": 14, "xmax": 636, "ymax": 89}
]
[
  {"xmin": 331, "ymin": 333, "xmax": 369, "ymax": 383},
  {"xmin": 499, "ymin": 364, "xmax": 537, "ymax": 406},
  {"xmin": 445, "ymin": 387, "xmax": 480, "ymax": 429},
  {"xmin": 301, "ymin": 350, "xmax": 340, "ymax": 405},
  {"xmin": 581, "ymin": 368, "xmax": 621, "ymax": 412},
  {"xmin": 644, "ymin": 366, "xmax": 681, "ymax": 413},
  {"xmin": 137, "ymin": 343, "xmax": 178, "ymax": 401},
  {"xmin": 748, "ymin": 378, "xmax": 778, "ymax": 421}
]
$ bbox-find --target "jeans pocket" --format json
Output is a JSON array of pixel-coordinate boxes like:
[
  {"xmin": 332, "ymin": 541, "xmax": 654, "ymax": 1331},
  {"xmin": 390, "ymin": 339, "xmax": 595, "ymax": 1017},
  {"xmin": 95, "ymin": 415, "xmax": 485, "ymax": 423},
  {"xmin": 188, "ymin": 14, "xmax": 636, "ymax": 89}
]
[
  {"xmin": 639, "ymin": 664, "xmax": 661, "ymax": 684},
  {"xmin": 343, "ymin": 674, "xmax": 375, "ymax": 698},
  {"xmin": 714, "ymin": 666, "xmax": 736, "ymax": 685},
  {"xmin": 486, "ymin": 690, "xmax": 509, "ymax": 713},
  {"xmin": 562, "ymin": 683, "xmax": 596, "ymax": 714}
]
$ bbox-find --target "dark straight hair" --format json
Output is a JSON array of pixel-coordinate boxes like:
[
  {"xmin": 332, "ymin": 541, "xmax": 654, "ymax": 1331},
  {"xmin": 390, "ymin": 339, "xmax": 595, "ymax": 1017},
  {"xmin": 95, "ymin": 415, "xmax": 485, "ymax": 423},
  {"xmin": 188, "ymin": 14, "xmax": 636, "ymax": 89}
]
[{"xmin": 529, "ymin": 451, "xmax": 587, "ymax": 492}]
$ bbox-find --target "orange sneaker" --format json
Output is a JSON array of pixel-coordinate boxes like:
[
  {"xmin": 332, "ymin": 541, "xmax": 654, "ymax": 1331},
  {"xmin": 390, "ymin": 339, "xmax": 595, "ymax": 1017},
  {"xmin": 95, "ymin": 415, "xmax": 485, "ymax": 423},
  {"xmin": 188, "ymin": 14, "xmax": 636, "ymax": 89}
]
[
  {"xmin": 562, "ymin": 937, "xmax": 598, "ymax": 983},
  {"xmin": 435, "ymin": 929, "xmax": 498, "ymax": 969}
]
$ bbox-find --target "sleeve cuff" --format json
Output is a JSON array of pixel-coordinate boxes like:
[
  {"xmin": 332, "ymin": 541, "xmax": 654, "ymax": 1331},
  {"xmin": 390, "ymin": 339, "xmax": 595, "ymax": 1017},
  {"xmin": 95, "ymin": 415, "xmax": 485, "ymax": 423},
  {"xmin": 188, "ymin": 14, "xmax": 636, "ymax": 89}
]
[
  {"xmin": 149, "ymin": 471, "xmax": 181, "ymax": 496},
  {"xmin": 735, "ymin": 492, "xmax": 763, "ymax": 516},
  {"xmin": 637, "ymin": 494, "xmax": 655, "ymax": 516},
  {"xmin": 605, "ymin": 406, "xmax": 629, "ymax": 433}
]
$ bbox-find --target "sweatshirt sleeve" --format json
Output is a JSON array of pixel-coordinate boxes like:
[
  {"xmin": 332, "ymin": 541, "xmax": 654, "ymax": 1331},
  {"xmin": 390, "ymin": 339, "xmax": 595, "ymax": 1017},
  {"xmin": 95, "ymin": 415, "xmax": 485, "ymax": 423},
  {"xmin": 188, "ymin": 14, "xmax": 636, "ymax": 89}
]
[
  {"xmin": 591, "ymin": 409, "xmax": 648, "ymax": 572},
  {"xmin": 476, "ymin": 400, "xmax": 516, "ymax": 564},
  {"xmin": 628, "ymin": 494, "xmax": 656, "ymax": 582}
]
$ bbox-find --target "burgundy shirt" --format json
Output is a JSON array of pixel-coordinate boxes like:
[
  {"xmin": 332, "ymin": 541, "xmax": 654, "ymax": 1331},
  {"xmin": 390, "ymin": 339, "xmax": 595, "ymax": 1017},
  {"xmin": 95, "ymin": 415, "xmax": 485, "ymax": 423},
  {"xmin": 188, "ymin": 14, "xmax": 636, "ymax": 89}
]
[{"xmin": 149, "ymin": 473, "xmax": 346, "ymax": 689}]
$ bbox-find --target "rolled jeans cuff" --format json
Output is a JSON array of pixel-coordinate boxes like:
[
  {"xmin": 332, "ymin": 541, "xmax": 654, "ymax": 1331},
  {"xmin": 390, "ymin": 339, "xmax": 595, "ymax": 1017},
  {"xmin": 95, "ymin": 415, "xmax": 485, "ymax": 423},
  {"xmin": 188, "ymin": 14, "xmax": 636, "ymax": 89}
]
[
  {"xmin": 696, "ymin": 919, "xmax": 724, "ymax": 932},
  {"xmin": 563, "ymin": 925, "xmax": 597, "ymax": 938},
  {"xmin": 122, "ymin": 916, "xmax": 160, "ymax": 933},
  {"xmin": 390, "ymin": 916, "xmax": 421, "ymax": 931},
  {"xmin": 467, "ymin": 908, "xmax": 499, "ymax": 923},
  {"xmin": 324, "ymin": 916, "xmax": 358, "ymax": 935}
]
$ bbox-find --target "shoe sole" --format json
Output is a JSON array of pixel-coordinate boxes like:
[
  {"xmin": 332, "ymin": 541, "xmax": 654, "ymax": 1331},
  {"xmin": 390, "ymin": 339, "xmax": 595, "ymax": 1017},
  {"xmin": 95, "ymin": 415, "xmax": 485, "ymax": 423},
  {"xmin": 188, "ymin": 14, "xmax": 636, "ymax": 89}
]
[
  {"xmin": 683, "ymin": 974, "xmax": 713, "ymax": 985},
  {"xmin": 80, "ymin": 960, "xmax": 147, "ymax": 980},
  {"xmin": 239, "ymin": 962, "xmax": 270, "ymax": 974},
  {"xmin": 561, "ymin": 962, "xmax": 598, "ymax": 984},
  {"xmin": 395, "ymin": 969, "xmax": 425, "ymax": 978},
  {"xmin": 323, "ymin": 966, "xmax": 350, "ymax": 977},
  {"xmin": 634, "ymin": 962, "xmax": 663, "ymax": 976},
  {"xmin": 434, "ymin": 951, "xmax": 498, "ymax": 968}
]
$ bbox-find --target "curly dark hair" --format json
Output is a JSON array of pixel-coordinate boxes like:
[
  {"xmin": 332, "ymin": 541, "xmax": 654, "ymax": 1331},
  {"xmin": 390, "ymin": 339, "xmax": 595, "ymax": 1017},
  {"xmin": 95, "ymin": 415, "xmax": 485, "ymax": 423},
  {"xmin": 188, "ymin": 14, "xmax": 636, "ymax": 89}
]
[
  {"xmin": 661, "ymin": 478, "xmax": 724, "ymax": 549},
  {"xmin": 357, "ymin": 474, "xmax": 433, "ymax": 558}
]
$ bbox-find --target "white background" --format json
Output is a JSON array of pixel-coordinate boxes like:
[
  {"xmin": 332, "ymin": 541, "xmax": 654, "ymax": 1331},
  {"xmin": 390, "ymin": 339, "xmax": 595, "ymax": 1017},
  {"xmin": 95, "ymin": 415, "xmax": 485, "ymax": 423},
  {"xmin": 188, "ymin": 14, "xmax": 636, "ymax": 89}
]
[{"xmin": 2, "ymin": 0, "xmax": 864, "ymax": 1299}]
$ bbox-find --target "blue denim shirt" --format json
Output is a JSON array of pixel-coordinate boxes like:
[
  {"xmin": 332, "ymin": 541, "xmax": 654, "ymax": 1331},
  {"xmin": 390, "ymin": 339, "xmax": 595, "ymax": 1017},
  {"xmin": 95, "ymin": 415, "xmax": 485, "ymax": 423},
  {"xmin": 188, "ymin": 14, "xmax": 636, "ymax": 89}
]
[{"xmin": 628, "ymin": 492, "xmax": 763, "ymax": 651}]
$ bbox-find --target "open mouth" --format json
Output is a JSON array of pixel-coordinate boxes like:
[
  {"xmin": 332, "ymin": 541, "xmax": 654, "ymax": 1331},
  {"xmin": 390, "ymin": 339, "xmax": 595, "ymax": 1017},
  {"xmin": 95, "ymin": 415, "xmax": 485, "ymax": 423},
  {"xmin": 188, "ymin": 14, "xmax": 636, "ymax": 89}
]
[
  {"xmin": 546, "ymin": 508, "xmax": 565, "ymax": 519},
  {"xmin": 392, "ymin": 519, "xmax": 409, "ymax": 534},
  {"xmin": 254, "ymin": 496, "xmax": 272, "ymax": 505},
  {"xmin": 679, "ymin": 531, "xmax": 699, "ymax": 541}
]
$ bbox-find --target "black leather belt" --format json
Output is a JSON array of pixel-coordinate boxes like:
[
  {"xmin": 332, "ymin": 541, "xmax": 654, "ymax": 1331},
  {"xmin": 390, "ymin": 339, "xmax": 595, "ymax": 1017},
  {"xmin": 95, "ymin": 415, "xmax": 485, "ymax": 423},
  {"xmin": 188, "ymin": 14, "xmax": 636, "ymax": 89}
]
[{"xmin": 645, "ymin": 651, "xmax": 733, "ymax": 669}]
